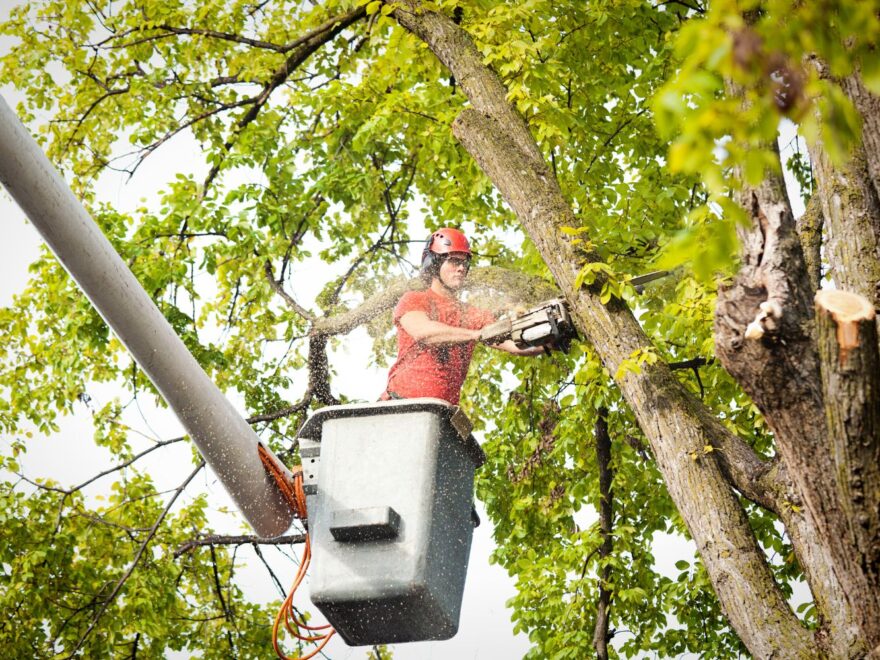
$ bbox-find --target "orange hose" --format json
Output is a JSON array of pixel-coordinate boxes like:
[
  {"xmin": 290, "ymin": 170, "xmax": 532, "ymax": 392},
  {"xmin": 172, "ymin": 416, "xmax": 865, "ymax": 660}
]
[{"xmin": 259, "ymin": 445, "xmax": 336, "ymax": 659}]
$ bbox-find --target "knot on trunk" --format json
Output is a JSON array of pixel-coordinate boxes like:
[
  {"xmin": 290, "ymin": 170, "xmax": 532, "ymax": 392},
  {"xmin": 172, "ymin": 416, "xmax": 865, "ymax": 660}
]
[{"xmin": 744, "ymin": 299, "xmax": 784, "ymax": 340}]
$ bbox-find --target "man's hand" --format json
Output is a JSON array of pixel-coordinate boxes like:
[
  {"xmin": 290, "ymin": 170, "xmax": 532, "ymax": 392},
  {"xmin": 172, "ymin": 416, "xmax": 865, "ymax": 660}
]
[{"xmin": 494, "ymin": 340, "xmax": 546, "ymax": 357}]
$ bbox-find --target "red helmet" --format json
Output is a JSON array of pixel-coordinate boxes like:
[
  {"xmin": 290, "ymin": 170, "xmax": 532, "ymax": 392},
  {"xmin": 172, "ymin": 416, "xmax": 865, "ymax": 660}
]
[{"xmin": 421, "ymin": 228, "xmax": 471, "ymax": 280}]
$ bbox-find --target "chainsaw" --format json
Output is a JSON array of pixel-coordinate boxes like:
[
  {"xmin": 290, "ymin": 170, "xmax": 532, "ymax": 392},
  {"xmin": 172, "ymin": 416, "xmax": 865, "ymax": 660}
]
[{"xmin": 479, "ymin": 298, "xmax": 577, "ymax": 353}]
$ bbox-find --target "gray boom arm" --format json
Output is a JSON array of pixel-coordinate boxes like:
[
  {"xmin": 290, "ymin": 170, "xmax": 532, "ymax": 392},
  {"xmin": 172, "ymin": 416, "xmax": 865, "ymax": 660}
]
[{"xmin": 0, "ymin": 95, "xmax": 293, "ymax": 537}]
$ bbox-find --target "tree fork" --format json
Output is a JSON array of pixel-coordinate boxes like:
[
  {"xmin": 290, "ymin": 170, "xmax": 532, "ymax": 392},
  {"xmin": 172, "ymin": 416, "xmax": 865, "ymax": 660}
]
[{"xmin": 713, "ymin": 127, "xmax": 876, "ymax": 653}]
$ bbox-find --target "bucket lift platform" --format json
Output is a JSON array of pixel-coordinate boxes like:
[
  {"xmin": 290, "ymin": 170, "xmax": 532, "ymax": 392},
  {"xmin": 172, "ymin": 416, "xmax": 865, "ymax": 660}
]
[{"xmin": 297, "ymin": 398, "xmax": 484, "ymax": 646}]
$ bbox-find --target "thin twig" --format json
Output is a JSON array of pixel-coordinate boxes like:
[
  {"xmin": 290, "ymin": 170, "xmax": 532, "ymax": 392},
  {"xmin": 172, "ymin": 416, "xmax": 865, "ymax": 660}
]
[
  {"xmin": 264, "ymin": 260, "xmax": 315, "ymax": 321},
  {"xmin": 209, "ymin": 545, "xmax": 237, "ymax": 654},
  {"xmin": 69, "ymin": 461, "xmax": 205, "ymax": 655},
  {"xmin": 174, "ymin": 533, "xmax": 307, "ymax": 557},
  {"xmin": 67, "ymin": 436, "xmax": 188, "ymax": 495},
  {"xmin": 246, "ymin": 398, "xmax": 312, "ymax": 424},
  {"xmin": 252, "ymin": 544, "xmax": 288, "ymax": 596}
]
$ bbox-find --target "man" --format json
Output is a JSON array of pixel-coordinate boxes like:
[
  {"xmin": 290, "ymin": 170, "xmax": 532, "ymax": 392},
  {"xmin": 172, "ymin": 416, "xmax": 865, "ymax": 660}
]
[{"xmin": 382, "ymin": 228, "xmax": 544, "ymax": 405}]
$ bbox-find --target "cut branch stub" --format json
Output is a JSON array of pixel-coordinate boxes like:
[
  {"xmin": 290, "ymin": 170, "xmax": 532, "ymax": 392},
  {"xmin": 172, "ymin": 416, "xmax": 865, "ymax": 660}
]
[{"xmin": 815, "ymin": 289, "xmax": 876, "ymax": 366}]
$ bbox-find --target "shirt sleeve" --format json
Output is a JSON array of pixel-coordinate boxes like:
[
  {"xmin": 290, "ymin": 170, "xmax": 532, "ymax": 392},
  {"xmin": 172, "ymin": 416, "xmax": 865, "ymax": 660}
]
[
  {"xmin": 467, "ymin": 305, "xmax": 496, "ymax": 329},
  {"xmin": 393, "ymin": 291, "xmax": 428, "ymax": 324}
]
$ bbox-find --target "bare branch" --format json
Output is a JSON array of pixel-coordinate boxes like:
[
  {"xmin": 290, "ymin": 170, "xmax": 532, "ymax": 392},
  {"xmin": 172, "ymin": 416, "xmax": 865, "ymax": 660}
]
[
  {"xmin": 668, "ymin": 357, "xmax": 710, "ymax": 371},
  {"xmin": 67, "ymin": 436, "xmax": 188, "ymax": 495},
  {"xmin": 129, "ymin": 96, "xmax": 257, "ymax": 179},
  {"xmin": 199, "ymin": 5, "xmax": 368, "ymax": 193},
  {"xmin": 593, "ymin": 409, "xmax": 613, "ymax": 660},
  {"xmin": 264, "ymin": 260, "xmax": 315, "ymax": 321},
  {"xmin": 585, "ymin": 107, "xmax": 649, "ymax": 176},
  {"xmin": 209, "ymin": 545, "xmax": 237, "ymax": 653},
  {"xmin": 156, "ymin": 24, "xmax": 287, "ymax": 52},
  {"xmin": 695, "ymin": 408, "xmax": 783, "ymax": 514},
  {"xmin": 252, "ymin": 544, "xmax": 288, "ymax": 596},
  {"xmin": 114, "ymin": 8, "xmax": 373, "ymax": 55},
  {"xmin": 14, "ymin": 436, "xmax": 188, "ymax": 501},
  {"xmin": 174, "ymin": 533, "xmax": 307, "ymax": 557},
  {"xmin": 246, "ymin": 399, "xmax": 312, "ymax": 424}
]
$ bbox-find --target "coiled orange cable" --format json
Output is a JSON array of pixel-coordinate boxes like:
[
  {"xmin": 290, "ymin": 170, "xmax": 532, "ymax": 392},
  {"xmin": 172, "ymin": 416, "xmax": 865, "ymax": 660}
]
[{"xmin": 258, "ymin": 445, "xmax": 336, "ymax": 659}]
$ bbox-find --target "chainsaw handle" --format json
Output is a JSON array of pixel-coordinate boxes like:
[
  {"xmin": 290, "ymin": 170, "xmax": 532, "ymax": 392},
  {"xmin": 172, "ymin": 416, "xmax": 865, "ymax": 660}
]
[{"xmin": 479, "ymin": 318, "xmax": 512, "ymax": 345}]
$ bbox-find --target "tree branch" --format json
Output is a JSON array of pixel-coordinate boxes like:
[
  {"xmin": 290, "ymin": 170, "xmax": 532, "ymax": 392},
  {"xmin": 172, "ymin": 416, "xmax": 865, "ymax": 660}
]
[
  {"xmin": 209, "ymin": 545, "xmax": 237, "ymax": 654},
  {"xmin": 70, "ymin": 461, "xmax": 205, "ymax": 655},
  {"xmin": 252, "ymin": 543, "xmax": 288, "ymax": 596},
  {"xmin": 66, "ymin": 436, "xmax": 188, "ymax": 495},
  {"xmin": 393, "ymin": 5, "xmax": 814, "ymax": 655},
  {"xmin": 815, "ymin": 290, "xmax": 880, "ymax": 618},
  {"xmin": 796, "ymin": 194, "xmax": 824, "ymax": 294},
  {"xmin": 174, "ymin": 533, "xmax": 307, "ymax": 558},
  {"xmin": 246, "ymin": 399, "xmax": 312, "ymax": 425},
  {"xmin": 716, "ymin": 116, "xmax": 878, "ymax": 649},
  {"xmin": 593, "ymin": 409, "xmax": 613, "ymax": 660},
  {"xmin": 199, "ymin": 5, "xmax": 368, "ymax": 193},
  {"xmin": 264, "ymin": 260, "xmax": 315, "ymax": 321}
]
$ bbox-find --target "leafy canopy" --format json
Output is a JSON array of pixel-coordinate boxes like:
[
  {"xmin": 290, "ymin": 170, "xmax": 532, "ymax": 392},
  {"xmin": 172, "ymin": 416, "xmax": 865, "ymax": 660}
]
[{"xmin": 1, "ymin": 0, "xmax": 869, "ymax": 656}]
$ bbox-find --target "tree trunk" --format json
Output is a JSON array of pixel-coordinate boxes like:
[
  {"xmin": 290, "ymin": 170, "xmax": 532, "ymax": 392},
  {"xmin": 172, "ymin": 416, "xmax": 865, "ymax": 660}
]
[
  {"xmin": 815, "ymin": 290, "xmax": 880, "ymax": 644},
  {"xmin": 712, "ymin": 158, "xmax": 872, "ymax": 654},
  {"xmin": 710, "ymin": 116, "xmax": 880, "ymax": 652},
  {"xmin": 393, "ymin": 3, "xmax": 816, "ymax": 656},
  {"xmin": 796, "ymin": 194, "xmax": 824, "ymax": 293},
  {"xmin": 840, "ymin": 71, "xmax": 880, "ymax": 213},
  {"xmin": 808, "ymin": 126, "xmax": 880, "ymax": 308}
]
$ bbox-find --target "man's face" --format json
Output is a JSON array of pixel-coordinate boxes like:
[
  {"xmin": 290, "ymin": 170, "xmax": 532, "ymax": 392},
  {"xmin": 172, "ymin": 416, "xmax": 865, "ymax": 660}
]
[{"xmin": 438, "ymin": 252, "xmax": 471, "ymax": 290}]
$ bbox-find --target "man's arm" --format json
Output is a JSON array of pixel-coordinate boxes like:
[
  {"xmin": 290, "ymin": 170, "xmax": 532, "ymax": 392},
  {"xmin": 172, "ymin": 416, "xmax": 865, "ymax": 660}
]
[
  {"xmin": 399, "ymin": 311, "xmax": 480, "ymax": 344},
  {"xmin": 400, "ymin": 311, "xmax": 545, "ymax": 355}
]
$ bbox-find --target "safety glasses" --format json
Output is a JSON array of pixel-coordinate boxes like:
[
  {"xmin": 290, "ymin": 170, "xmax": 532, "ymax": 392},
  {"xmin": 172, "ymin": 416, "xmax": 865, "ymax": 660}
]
[{"xmin": 445, "ymin": 256, "xmax": 471, "ymax": 270}]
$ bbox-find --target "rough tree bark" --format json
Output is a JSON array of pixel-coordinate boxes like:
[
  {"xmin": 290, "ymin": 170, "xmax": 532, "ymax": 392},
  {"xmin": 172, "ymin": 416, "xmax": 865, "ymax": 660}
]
[
  {"xmin": 713, "ymin": 147, "xmax": 875, "ymax": 655},
  {"xmin": 808, "ymin": 75, "xmax": 880, "ymax": 310},
  {"xmin": 815, "ymin": 291, "xmax": 880, "ymax": 646},
  {"xmin": 390, "ymin": 2, "xmax": 880, "ymax": 657},
  {"xmin": 715, "ymin": 68, "xmax": 880, "ymax": 654}
]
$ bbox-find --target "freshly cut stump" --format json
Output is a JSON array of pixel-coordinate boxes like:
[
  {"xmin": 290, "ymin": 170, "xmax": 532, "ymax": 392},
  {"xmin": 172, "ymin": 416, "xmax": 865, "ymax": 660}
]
[{"xmin": 815, "ymin": 289, "xmax": 876, "ymax": 362}]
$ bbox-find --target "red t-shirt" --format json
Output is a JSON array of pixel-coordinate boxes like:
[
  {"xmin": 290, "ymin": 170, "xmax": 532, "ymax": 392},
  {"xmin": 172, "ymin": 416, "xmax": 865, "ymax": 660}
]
[{"xmin": 383, "ymin": 289, "xmax": 494, "ymax": 405}]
